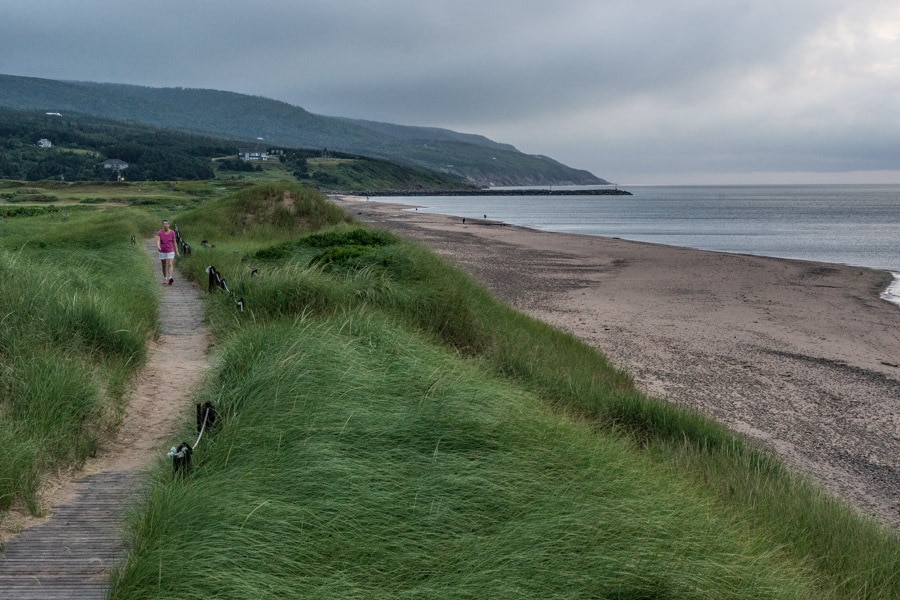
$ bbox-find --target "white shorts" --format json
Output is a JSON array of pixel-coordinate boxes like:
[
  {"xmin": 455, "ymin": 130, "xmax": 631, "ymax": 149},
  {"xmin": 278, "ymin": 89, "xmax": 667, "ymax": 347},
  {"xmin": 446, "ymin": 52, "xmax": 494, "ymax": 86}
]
[{"xmin": 159, "ymin": 251, "xmax": 175, "ymax": 260}]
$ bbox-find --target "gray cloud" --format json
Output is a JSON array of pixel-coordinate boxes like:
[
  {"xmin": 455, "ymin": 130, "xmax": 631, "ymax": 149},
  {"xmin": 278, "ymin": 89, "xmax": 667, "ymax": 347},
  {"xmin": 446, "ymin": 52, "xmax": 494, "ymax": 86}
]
[{"xmin": 1, "ymin": 0, "xmax": 899, "ymax": 183}]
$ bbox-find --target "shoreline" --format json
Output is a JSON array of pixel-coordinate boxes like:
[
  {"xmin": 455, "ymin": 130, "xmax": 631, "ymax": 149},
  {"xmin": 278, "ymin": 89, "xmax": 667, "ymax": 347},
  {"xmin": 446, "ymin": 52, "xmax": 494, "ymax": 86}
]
[
  {"xmin": 339, "ymin": 187, "xmax": 632, "ymax": 197},
  {"xmin": 335, "ymin": 195, "xmax": 900, "ymax": 528},
  {"xmin": 336, "ymin": 195, "xmax": 900, "ymax": 308},
  {"xmin": 882, "ymin": 273, "xmax": 900, "ymax": 307}
]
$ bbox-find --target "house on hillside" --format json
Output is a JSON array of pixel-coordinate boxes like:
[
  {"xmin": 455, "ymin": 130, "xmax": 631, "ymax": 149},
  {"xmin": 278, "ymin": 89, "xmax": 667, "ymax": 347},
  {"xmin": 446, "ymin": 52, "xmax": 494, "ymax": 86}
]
[
  {"xmin": 103, "ymin": 159, "xmax": 129, "ymax": 170},
  {"xmin": 103, "ymin": 159, "xmax": 129, "ymax": 181},
  {"xmin": 37, "ymin": 138, "xmax": 52, "ymax": 148},
  {"xmin": 238, "ymin": 147, "xmax": 269, "ymax": 161}
]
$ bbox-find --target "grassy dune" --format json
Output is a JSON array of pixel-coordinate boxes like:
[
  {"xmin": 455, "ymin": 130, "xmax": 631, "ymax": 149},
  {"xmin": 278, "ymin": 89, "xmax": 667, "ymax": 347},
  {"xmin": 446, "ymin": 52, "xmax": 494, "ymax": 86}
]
[
  {"xmin": 0, "ymin": 207, "xmax": 158, "ymax": 513},
  {"xmin": 104, "ymin": 182, "xmax": 898, "ymax": 598},
  {"xmin": 113, "ymin": 317, "xmax": 820, "ymax": 598},
  {"xmin": 3, "ymin": 181, "xmax": 893, "ymax": 596}
]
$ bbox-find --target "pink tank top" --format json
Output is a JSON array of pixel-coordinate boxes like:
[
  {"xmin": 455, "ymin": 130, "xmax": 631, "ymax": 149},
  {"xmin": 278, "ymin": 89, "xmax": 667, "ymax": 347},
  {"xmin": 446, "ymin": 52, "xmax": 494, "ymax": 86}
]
[{"xmin": 158, "ymin": 229, "xmax": 176, "ymax": 253}]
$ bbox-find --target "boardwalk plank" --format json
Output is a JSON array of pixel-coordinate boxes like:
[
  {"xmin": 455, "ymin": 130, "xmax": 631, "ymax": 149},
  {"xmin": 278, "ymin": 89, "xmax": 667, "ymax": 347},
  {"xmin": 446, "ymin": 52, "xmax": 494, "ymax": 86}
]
[{"xmin": 0, "ymin": 472, "xmax": 141, "ymax": 599}]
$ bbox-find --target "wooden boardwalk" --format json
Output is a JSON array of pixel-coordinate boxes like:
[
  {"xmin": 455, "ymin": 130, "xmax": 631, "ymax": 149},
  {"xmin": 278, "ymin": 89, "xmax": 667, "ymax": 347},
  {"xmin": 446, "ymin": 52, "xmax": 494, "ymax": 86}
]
[
  {"xmin": 0, "ymin": 472, "xmax": 141, "ymax": 599},
  {"xmin": 0, "ymin": 242, "xmax": 209, "ymax": 599}
]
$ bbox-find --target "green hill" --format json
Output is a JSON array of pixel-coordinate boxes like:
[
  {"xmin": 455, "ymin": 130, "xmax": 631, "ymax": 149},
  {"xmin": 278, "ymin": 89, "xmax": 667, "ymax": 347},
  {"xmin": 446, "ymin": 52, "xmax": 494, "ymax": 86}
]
[
  {"xmin": 0, "ymin": 73, "xmax": 608, "ymax": 186},
  {"xmin": 0, "ymin": 107, "xmax": 473, "ymax": 191}
]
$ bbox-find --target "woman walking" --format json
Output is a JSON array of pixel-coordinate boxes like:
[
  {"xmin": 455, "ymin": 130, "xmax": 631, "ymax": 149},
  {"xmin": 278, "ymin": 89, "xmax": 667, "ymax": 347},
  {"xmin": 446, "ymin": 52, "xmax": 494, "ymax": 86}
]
[{"xmin": 156, "ymin": 219, "xmax": 179, "ymax": 284}]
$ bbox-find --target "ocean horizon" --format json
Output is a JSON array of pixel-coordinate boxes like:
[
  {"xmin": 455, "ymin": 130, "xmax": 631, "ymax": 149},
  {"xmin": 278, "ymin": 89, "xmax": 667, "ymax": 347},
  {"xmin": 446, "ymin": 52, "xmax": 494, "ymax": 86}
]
[{"xmin": 373, "ymin": 184, "xmax": 900, "ymax": 308}]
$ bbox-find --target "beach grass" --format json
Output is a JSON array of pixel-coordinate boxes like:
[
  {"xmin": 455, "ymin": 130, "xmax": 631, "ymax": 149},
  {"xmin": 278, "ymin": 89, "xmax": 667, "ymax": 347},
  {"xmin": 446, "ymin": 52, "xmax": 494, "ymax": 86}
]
[
  {"xmin": 107, "ymin": 182, "xmax": 898, "ymax": 598},
  {"xmin": 0, "ymin": 179, "xmax": 250, "ymax": 210},
  {"xmin": 111, "ymin": 316, "xmax": 819, "ymax": 599},
  {"xmin": 0, "ymin": 207, "xmax": 158, "ymax": 513}
]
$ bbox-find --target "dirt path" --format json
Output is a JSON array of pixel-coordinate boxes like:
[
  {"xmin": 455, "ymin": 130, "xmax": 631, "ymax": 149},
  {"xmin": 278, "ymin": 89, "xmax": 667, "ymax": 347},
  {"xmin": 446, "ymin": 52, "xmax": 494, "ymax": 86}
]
[{"xmin": 0, "ymin": 242, "xmax": 212, "ymax": 598}]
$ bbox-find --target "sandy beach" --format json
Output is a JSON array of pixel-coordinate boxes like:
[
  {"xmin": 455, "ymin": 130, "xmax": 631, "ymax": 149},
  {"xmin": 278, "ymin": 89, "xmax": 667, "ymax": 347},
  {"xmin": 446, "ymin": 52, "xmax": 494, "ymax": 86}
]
[{"xmin": 337, "ymin": 196, "xmax": 900, "ymax": 529}]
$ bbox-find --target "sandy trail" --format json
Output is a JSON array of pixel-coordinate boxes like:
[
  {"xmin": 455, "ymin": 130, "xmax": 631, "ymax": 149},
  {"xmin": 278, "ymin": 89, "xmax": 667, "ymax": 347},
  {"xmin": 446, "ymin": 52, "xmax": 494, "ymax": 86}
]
[
  {"xmin": 1, "ymin": 241, "xmax": 211, "ymax": 542},
  {"xmin": 343, "ymin": 197, "xmax": 900, "ymax": 529}
]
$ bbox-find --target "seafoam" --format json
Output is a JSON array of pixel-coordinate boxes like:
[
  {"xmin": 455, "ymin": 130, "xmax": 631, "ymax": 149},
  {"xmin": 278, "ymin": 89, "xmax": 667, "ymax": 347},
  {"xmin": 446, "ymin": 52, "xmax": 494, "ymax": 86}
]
[{"xmin": 881, "ymin": 273, "xmax": 900, "ymax": 308}]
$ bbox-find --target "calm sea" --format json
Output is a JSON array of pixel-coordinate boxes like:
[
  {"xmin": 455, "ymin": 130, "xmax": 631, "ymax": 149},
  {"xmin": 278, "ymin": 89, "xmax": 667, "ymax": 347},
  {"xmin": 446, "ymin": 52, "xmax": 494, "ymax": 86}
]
[{"xmin": 377, "ymin": 185, "xmax": 900, "ymax": 307}]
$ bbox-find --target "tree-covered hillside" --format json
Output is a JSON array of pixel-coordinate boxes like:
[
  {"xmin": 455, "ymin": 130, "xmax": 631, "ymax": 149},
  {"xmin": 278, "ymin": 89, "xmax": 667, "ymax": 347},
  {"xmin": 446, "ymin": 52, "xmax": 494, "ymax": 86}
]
[
  {"xmin": 0, "ymin": 108, "xmax": 474, "ymax": 190},
  {"xmin": 0, "ymin": 74, "xmax": 608, "ymax": 186},
  {"xmin": 0, "ymin": 109, "xmax": 225, "ymax": 181}
]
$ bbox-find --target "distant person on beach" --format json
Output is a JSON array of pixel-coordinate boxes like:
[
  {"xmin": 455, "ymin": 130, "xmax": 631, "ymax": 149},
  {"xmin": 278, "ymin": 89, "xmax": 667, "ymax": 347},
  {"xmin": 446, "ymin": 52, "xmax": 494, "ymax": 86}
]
[{"xmin": 156, "ymin": 219, "xmax": 179, "ymax": 285}]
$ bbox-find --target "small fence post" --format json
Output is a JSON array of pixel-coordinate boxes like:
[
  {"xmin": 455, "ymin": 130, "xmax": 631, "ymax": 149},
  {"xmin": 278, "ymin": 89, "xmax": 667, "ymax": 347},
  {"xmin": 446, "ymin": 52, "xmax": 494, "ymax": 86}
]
[
  {"xmin": 207, "ymin": 265, "xmax": 218, "ymax": 292},
  {"xmin": 168, "ymin": 402, "xmax": 218, "ymax": 477},
  {"xmin": 169, "ymin": 443, "xmax": 193, "ymax": 475}
]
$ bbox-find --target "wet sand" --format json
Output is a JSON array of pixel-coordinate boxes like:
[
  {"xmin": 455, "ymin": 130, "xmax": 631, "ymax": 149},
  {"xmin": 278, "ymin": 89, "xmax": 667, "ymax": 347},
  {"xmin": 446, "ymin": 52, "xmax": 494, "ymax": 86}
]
[{"xmin": 338, "ymin": 196, "xmax": 900, "ymax": 528}]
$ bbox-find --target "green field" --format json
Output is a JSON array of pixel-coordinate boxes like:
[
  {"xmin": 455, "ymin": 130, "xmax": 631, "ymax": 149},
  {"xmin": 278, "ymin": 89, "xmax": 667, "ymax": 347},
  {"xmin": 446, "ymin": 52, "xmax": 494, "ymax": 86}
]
[
  {"xmin": 1, "ymin": 181, "xmax": 897, "ymax": 598},
  {"xmin": 0, "ymin": 179, "xmax": 249, "ymax": 210}
]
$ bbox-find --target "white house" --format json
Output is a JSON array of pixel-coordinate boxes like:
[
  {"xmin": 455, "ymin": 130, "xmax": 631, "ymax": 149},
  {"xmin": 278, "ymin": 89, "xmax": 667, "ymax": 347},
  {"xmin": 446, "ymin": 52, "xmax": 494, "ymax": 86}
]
[
  {"xmin": 37, "ymin": 138, "xmax": 52, "ymax": 148},
  {"xmin": 102, "ymin": 159, "xmax": 129, "ymax": 181},
  {"xmin": 238, "ymin": 147, "xmax": 269, "ymax": 161},
  {"xmin": 103, "ymin": 159, "xmax": 129, "ymax": 170}
]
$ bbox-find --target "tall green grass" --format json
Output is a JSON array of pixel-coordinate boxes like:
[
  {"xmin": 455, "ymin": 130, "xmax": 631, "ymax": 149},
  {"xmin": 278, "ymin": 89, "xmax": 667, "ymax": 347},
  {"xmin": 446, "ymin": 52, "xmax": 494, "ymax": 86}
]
[
  {"xmin": 176, "ymin": 181, "xmax": 351, "ymax": 242},
  {"xmin": 0, "ymin": 208, "xmax": 158, "ymax": 513},
  {"xmin": 112, "ymin": 316, "xmax": 819, "ymax": 599},
  {"xmin": 112, "ymin": 183, "xmax": 898, "ymax": 598}
]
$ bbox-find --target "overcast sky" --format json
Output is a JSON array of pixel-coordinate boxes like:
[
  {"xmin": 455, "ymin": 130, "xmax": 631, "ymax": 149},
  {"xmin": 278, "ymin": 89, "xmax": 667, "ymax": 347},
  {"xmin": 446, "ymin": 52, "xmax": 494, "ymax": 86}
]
[{"xmin": 2, "ymin": 1, "xmax": 899, "ymax": 184}]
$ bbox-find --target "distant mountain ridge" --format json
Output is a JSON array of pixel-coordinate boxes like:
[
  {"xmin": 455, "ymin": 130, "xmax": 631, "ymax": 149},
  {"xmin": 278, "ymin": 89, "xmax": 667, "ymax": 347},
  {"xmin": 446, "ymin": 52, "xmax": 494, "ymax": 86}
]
[
  {"xmin": 336, "ymin": 117, "xmax": 519, "ymax": 152},
  {"xmin": 0, "ymin": 74, "xmax": 607, "ymax": 186}
]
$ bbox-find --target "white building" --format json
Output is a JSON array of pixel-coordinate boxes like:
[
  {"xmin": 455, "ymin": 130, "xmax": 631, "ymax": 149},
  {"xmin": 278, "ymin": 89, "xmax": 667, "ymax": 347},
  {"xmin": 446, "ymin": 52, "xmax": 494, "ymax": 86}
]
[
  {"xmin": 102, "ymin": 159, "xmax": 129, "ymax": 181},
  {"xmin": 37, "ymin": 138, "xmax": 52, "ymax": 148},
  {"xmin": 238, "ymin": 147, "xmax": 269, "ymax": 161}
]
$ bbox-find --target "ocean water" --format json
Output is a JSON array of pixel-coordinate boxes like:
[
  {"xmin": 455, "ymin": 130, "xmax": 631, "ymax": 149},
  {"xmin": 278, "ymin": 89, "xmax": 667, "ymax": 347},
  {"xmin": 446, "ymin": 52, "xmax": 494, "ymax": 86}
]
[{"xmin": 377, "ymin": 185, "xmax": 900, "ymax": 307}]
